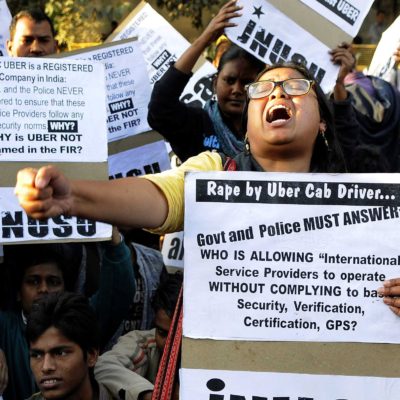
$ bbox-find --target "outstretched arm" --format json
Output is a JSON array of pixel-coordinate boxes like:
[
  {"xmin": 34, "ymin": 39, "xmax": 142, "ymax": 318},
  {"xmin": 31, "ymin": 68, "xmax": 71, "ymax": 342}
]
[
  {"xmin": 174, "ymin": 0, "xmax": 242, "ymax": 74},
  {"xmin": 15, "ymin": 166, "xmax": 168, "ymax": 229}
]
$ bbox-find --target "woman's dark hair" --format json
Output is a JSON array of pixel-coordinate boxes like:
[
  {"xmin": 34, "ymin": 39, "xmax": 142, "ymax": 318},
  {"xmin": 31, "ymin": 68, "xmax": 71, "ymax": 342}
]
[
  {"xmin": 217, "ymin": 43, "xmax": 265, "ymax": 75},
  {"xmin": 242, "ymin": 61, "xmax": 346, "ymax": 173},
  {"xmin": 26, "ymin": 292, "xmax": 99, "ymax": 358}
]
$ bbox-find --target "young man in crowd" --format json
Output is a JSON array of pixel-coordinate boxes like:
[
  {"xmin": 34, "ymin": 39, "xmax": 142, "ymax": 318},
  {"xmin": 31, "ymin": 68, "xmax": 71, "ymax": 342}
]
[
  {"xmin": 0, "ymin": 230, "xmax": 135, "ymax": 400},
  {"xmin": 26, "ymin": 291, "xmax": 113, "ymax": 399},
  {"xmin": 7, "ymin": 8, "xmax": 58, "ymax": 57},
  {"xmin": 95, "ymin": 273, "xmax": 183, "ymax": 400}
]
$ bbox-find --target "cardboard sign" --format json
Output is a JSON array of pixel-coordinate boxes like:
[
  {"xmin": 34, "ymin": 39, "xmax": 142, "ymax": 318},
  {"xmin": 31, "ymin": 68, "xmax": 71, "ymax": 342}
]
[
  {"xmin": 299, "ymin": 0, "xmax": 373, "ymax": 37},
  {"xmin": 368, "ymin": 16, "xmax": 400, "ymax": 83},
  {"xmin": 108, "ymin": 139, "xmax": 170, "ymax": 179},
  {"xmin": 184, "ymin": 171, "xmax": 400, "ymax": 343},
  {"xmin": 181, "ymin": 369, "xmax": 400, "ymax": 399},
  {"xmin": 0, "ymin": 187, "xmax": 111, "ymax": 243},
  {"xmin": 0, "ymin": 57, "xmax": 108, "ymax": 162},
  {"xmin": 0, "ymin": 0, "xmax": 11, "ymax": 56},
  {"xmin": 225, "ymin": 0, "xmax": 339, "ymax": 92},
  {"xmin": 107, "ymin": 1, "xmax": 217, "ymax": 106},
  {"xmin": 61, "ymin": 39, "xmax": 152, "ymax": 142}
]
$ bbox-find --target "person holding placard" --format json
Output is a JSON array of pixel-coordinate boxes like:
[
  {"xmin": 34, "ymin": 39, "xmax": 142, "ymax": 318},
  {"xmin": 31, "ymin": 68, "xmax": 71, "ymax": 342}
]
[
  {"xmin": 147, "ymin": 0, "xmax": 264, "ymax": 162},
  {"xmin": 14, "ymin": 61, "xmax": 400, "ymax": 317},
  {"xmin": 330, "ymin": 42, "xmax": 400, "ymax": 172}
]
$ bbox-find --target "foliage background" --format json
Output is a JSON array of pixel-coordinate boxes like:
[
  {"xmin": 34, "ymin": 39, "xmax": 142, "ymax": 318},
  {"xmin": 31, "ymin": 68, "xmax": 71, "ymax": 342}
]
[{"xmin": 6, "ymin": 0, "xmax": 223, "ymax": 48}]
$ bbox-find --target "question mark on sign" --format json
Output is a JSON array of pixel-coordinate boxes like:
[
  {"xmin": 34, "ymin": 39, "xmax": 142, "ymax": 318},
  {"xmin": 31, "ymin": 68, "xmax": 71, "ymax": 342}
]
[{"xmin": 351, "ymin": 321, "xmax": 357, "ymax": 331}]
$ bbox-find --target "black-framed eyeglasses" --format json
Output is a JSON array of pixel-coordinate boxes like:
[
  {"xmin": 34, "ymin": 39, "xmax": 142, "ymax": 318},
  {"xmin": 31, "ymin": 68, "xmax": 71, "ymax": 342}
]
[{"xmin": 245, "ymin": 78, "xmax": 314, "ymax": 99}]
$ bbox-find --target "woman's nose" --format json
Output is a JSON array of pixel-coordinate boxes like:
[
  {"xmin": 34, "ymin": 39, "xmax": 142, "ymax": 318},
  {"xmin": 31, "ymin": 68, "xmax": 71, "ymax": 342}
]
[{"xmin": 269, "ymin": 84, "xmax": 288, "ymax": 99}]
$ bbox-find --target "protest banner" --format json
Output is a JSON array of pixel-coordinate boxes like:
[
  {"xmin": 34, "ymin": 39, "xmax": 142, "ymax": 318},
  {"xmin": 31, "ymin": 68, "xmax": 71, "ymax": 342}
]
[
  {"xmin": 162, "ymin": 231, "xmax": 184, "ymax": 271},
  {"xmin": 0, "ymin": 187, "xmax": 110, "ymax": 243},
  {"xmin": 181, "ymin": 369, "xmax": 400, "ymax": 399},
  {"xmin": 108, "ymin": 139, "xmax": 170, "ymax": 179},
  {"xmin": 0, "ymin": 57, "xmax": 108, "ymax": 162},
  {"xmin": 184, "ymin": 171, "xmax": 400, "ymax": 343},
  {"xmin": 0, "ymin": 0, "xmax": 11, "ymax": 57},
  {"xmin": 225, "ymin": 0, "xmax": 341, "ymax": 92},
  {"xmin": 59, "ymin": 38, "xmax": 152, "ymax": 142},
  {"xmin": 0, "ymin": 58, "xmax": 111, "ymax": 243},
  {"xmin": 107, "ymin": 1, "xmax": 216, "ymax": 107},
  {"xmin": 181, "ymin": 171, "xmax": 400, "ymax": 397},
  {"xmin": 299, "ymin": 0, "xmax": 373, "ymax": 37},
  {"xmin": 368, "ymin": 16, "xmax": 400, "ymax": 84}
]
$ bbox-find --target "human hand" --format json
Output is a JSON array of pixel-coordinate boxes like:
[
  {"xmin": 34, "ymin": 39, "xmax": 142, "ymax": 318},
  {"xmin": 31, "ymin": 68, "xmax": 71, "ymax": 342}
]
[
  {"xmin": 0, "ymin": 349, "xmax": 8, "ymax": 395},
  {"xmin": 329, "ymin": 42, "xmax": 356, "ymax": 84},
  {"xmin": 199, "ymin": 0, "xmax": 242, "ymax": 46},
  {"xmin": 378, "ymin": 278, "xmax": 400, "ymax": 316},
  {"xmin": 15, "ymin": 165, "xmax": 72, "ymax": 219}
]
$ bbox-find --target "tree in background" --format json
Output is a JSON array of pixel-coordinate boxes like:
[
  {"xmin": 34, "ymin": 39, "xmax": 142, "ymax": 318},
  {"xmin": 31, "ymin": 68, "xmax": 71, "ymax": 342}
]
[
  {"xmin": 5, "ymin": 0, "xmax": 223, "ymax": 49},
  {"xmin": 156, "ymin": 0, "xmax": 222, "ymax": 28}
]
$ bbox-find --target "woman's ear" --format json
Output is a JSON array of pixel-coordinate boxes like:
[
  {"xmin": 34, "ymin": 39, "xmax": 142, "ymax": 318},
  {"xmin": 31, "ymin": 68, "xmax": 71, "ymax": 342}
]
[{"xmin": 319, "ymin": 120, "xmax": 327, "ymax": 133}]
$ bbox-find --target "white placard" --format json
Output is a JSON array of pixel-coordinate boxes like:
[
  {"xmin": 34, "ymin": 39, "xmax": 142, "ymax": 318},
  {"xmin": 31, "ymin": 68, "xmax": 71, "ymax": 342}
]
[
  {"xmin": 368, "ymin": 16, "xmax": 400, "ymax": 82},
  {"xmin": 65, "ymin": 40, "xmax": 151, "ymax": 142},
  {"xmin": 0, "ymin": 0, "xmax": 11, "ymax": 57},
  {"xmin": 181, "ymin": 368, "xmax": 400, "ymax": 400},
  {"xmin": 108, "ymin": 140, "xmax": 170, "ymax": 179},
  {"xmin": 162, "ymin": 231, "xmax": 184, "ymax": 270},
  {"xmin": 184, "ymin": 171, "xmax": 400, "ymax": 343},
  {"xmin": 225, "ymin": 0, "xmax": 339, "ymax": 92},
  {"xmin": 110, "ymin": 2, "xmax": 217, "ymax": 106},
  {"xmin": 111, "ymin": 3, "xmax": 189, "ymax": 85},
  {"xmin": 0, "ymin": 188, "xmax": 111, "ymax": 243},
  {"xmin": 299, "ymin": 0, "xmax": 373, "ymax": 37},
  {"xmin": 0, "ymin": 58, "xmax": 108, "ymax": 162}
]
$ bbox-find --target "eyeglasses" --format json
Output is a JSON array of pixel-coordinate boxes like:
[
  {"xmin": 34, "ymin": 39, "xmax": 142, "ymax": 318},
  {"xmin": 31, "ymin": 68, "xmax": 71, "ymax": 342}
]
[{"xmin": 245, "ymin": 78, "xmax": 314, "ymax": 99}]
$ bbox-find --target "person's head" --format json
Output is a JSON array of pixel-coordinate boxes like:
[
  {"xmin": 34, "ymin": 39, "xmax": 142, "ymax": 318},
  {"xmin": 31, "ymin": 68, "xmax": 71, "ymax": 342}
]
[
  {"xmin": 243, "ymin": 62, "xmax": 345, "ymax": 173},
  {"xmin": 151, "ymin": 273, "xmax": 183, "ymax": 352},
  {"xmin": 26, "ymin": 292, "xmax": 99, "ymax": 399},
  {"xmin": 7, "ymin": 8, "xmax": 58, "ymax": 57},
  {"xmin": 4, "ymin": 243, "xmax": 80, "ymax": 314},
  {"xmin": 213, "ymin": 44, "xmax": 265, "ymax": 126}
]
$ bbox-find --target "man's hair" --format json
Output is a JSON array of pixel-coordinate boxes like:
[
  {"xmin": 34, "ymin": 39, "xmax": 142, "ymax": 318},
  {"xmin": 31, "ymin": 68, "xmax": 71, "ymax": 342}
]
[
  {"xmin": 9, "ymin": 8, "xmax": 56, "ymax": 40},
  {"xmin": 26, "ymin": 292, "xmax": 99, "ymax": 356},
  {"xmin": 151, "ymin": 273, "xmax": 183, "ymax": 318},
  {"xmin": 4, "ymin": 243, "xmax": 82, "ymax": 294}
]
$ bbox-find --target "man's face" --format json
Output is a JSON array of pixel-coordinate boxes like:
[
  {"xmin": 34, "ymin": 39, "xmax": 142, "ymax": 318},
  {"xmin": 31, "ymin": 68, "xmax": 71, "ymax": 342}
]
[
  {"xmin": 7, "ymin": 16, "xmax": 58, "ymax": 57},
  {"xmin": 30, "ymin": 326, "xmax": 97, "ymax": 399},
  {"xmin": 154, "ymin": 309, "xmax": 172, "ymax": 352},
  {"xmin": 19, "ymin": 263, "xmax": 64, "ymax": 315}
]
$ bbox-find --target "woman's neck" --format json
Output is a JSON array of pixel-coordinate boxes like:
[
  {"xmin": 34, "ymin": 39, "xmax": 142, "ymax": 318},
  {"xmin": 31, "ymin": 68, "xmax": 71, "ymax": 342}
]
[{"xmin": 252, "ymin": 152, "xmax": 312, "ymax": 172}]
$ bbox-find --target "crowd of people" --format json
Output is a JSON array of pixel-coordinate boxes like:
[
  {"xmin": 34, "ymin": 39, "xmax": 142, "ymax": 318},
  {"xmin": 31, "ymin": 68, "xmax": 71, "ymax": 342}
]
[{"xmin": 1, "ymin": 0, "xmax": 400, "ymax": 399}]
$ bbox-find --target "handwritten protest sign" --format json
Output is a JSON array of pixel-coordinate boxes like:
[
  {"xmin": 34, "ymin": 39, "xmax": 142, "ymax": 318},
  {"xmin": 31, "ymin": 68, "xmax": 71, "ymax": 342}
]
[
  {"xmin": 0, "ymin": 58, "xmax": 107, "ymax": 162},
  {"xmin": 0, "ymin": 0, "xmax": 11, "ymax": 56},
  {"xmin": 0, "ymin": 187, "xmax": 111, "ymax": 243},
  {"xmin": 181, "ymin": 369, "xmax": 400, "ymax": 400},
  {"xmin": 184, "ymin": 171, "xmax": 400, "ymax": 343},
  {"xmin": 299, "ymin": 0, "xmax": 373, "ymax": 37},
  {"xmin": 107, "ymin": 1, "xmax": 217, "ymax": 107},
  {"xmin": 368, "ymin": 16, "xmax": 400, "ymax": 83},
  {"xmin": 225, "ymin": 0, "xmax": 339, "ymax": 92},
  {"xmin": 63, "ymin": 39, "xmax": 152, "ymax": 142},
  {"xmin": 108, "ymin": 140, "xmax": 170, "ymax": 179}
]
